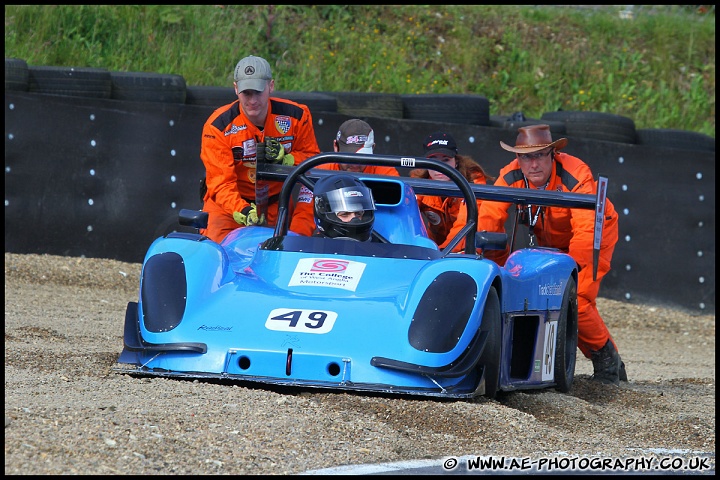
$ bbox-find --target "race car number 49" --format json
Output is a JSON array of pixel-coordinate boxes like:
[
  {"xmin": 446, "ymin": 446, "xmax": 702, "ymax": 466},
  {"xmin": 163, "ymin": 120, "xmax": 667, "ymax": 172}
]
[{"xmin": 265, "ymin": 308, "xmax": 338, "ymax": 334}]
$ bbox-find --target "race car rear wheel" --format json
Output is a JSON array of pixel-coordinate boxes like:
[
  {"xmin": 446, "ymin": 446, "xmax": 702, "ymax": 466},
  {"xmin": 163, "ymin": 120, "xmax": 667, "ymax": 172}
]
[
  {"xmin": 477, "ymin": 286, "xmax": 501, "ymax": 399},
  {"xmin": 554, "ymin": 276, "xmax": 578, "ymax": 393}
]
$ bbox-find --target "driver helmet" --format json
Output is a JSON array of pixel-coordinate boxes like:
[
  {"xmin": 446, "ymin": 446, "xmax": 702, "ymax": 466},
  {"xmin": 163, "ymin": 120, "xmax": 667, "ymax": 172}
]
[{"xmin": 313, "ymin": 174, "xmax": 376, "ymax": 241}]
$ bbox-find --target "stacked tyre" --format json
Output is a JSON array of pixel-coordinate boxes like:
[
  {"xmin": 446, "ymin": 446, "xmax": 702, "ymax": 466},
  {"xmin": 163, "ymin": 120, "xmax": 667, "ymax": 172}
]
[
  {"xmin": 401, "ymin": 93, "xmax": 490, "ymax": 126},
  {"xmin": 28, "ymin": 65, "xmax": 112, "ymax": 99},
  {"xmin": 635, "ymin": 128, "xmax": 714, "ymax": 152},
  {"xmin": 5, "ymin": 58, "xmax": 29, "ymax": 91},
  {"xmin": 490, "ymin": 112, "xmax": 567, "ymax": 135},
  {"xmin": 110, "ymin": 71, "xmax": 187, "ymax": 103},
  {"xmin": 540, "ymin": 110, "xmax": 637, "ymax": 144}
]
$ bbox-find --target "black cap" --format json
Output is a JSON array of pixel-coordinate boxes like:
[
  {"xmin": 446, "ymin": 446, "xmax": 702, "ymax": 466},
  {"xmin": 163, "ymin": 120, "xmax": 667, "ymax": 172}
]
[{"xmin": 423, "ymin": 131, "xmax": 458, "ymax": 157}]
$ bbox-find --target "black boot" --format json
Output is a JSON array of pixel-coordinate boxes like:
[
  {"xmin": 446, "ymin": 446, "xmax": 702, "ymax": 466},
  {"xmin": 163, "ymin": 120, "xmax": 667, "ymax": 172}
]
[{"xmin": 590, "ymin": 340, "xmax": 626, "ymax": 385}]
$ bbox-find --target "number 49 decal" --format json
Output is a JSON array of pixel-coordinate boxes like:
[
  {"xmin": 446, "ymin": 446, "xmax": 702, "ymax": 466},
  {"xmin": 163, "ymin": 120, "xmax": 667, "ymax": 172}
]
[{"xmin": 265, "ymin": 308, "xmax": 337, "ymax": 334}]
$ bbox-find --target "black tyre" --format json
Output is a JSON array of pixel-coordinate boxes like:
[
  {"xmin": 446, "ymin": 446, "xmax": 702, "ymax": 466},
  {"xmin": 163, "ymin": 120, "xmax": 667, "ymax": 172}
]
[
  {"xmin": 636, "ymin": 128, "xmax": 715, "ymax": 152},
  {"xmin": 553, "ymin": 276, "xmax": 578, "ymax": 393},
  {"xmin": 274, "ymin": 91, "xmax": 338, "ymax": 114},
  {"xmin": 490, "ymin": 112, "xmax": 566, "ymax": 135},
  {"xmin": 541, "ymin": 110, "xmax": 637, "ymax": 144},
  {"xmin": 504, "ymin": 118, "xmax": 567, "ymax": 135},
  {"xmin": 185, "ymin": 86, "xmax": 236, "ymax": 106},
  {"xmin": 325, "ymin": 91, "xmax": 403, "ymax": 118},
  {"xmin": 110, "ymin": 71, "xmax": 187, "ymax": 103},
  {"xmin": 28, "ymin": 65, "xmax": 112, "ymax": 98},
  {"xmin": 489, "ymin": 114, "xmax": 507, "ymax": 128},
  {"xmin": 477, "ymin": 286, "xmax": 502, "ymax": 399},
  {"xmin": 401, "ymin": 94, "xmax": 490, "ymax": 126},
  {"xmin": 5, "ymin": 58, "xmax": 29, "ymax": 91}
]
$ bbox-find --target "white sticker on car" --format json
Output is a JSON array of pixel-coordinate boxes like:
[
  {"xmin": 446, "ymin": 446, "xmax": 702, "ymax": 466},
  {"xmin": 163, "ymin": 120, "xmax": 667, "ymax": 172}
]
[
  {"xmin": 288, "ymin": 258, "xmax": 366, "ymax": 291},
  {"xmin": 542, "ymin": 320, "xmax": 558, "ymax": 381},
  {"xmin": 265, "ymin": 308, "xmax": 337, "ymax": 334}
]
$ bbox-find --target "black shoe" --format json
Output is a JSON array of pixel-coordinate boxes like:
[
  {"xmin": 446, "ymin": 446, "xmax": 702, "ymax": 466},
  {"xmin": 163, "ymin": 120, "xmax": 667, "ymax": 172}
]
[
  {"xmin": 590, "ymin": 340, "xmax": 622, "ymax": 385},
  {"xmin": 619, "ymin": 360, "xmax": 628, "ymax": 382}
]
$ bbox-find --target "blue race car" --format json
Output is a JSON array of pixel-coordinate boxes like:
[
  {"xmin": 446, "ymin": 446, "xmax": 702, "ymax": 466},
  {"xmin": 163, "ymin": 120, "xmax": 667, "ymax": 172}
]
[{"xmin": 116, "ymin": 152, "xmax": 608, "ymax": 399}]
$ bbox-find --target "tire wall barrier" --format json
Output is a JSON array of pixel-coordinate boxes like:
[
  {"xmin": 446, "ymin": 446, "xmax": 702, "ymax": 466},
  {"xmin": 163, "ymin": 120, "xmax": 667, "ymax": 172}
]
[{"xmin": 4, "ymin": 70, "xmax": 715, "ymax": 313}]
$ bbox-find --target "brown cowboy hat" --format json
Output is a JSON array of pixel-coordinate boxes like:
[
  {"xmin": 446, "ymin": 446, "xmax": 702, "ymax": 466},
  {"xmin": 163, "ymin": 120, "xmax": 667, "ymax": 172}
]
[{"xmin": 499, "ymin": 124, "xmax": 568, "ymax": 154}]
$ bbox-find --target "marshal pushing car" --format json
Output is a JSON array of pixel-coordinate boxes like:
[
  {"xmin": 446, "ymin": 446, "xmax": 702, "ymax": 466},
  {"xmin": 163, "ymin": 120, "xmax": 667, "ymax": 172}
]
[{"xmin": 115, "ymin": 152, "xmax": 610, "ymax": 399}]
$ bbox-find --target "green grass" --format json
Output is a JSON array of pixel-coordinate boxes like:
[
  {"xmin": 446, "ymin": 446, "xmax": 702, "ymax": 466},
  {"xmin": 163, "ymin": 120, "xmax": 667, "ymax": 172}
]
[{"xmin": 4, "ymin": 5, "xmax": 715, "ymax": 137}]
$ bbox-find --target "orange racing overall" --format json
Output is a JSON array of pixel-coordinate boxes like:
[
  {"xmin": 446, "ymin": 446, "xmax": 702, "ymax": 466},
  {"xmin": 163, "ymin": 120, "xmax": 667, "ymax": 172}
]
[
  {"xmin": 200, "ymin": 97, "xmax": 320, "ymax": 242},
  {"xmin": 477, "ymin": 151, "xmax": 620, "ymax": 358}
]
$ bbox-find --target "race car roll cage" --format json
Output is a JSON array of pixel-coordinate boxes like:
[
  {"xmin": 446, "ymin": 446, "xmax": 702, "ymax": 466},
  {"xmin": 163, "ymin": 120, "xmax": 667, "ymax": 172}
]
[{"xmin": 254, "ymin": 152, "xmax": 607, "ymax": 278}]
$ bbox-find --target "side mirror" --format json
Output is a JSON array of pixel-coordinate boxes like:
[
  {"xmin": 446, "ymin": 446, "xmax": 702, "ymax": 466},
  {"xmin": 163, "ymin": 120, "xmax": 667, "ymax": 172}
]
[
  {"xmin": 475, "ymin": 231, "xmax": 507, "ymax": 251},
  {"xmin": 179, "ymin": 209, "xmax": 208, "ymax": 229}
]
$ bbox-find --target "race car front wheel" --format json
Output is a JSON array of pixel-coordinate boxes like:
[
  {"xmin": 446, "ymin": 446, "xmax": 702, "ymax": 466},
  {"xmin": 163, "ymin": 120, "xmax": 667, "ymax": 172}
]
[{"xmin": 477, "ymin": 286, "xmax": 501, "ymax": 399}]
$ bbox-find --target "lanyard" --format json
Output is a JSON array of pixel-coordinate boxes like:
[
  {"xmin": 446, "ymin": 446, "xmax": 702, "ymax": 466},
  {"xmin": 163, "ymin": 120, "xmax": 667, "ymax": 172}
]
[
  {"xmin": 527, "ymin": 203, "xmax": 543, "ymax": 227},
  {"xmin": 523, "ymin": 177, "xmax": 547, "ymax": 246}
]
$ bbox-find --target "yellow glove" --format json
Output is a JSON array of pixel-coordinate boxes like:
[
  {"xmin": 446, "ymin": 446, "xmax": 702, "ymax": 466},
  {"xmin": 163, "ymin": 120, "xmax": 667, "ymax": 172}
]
[
  {"xmin": 264, "ymin": 138, "xmax": 295, "ymax": 166},
  {"xmin": 233, "ymin": 203, "xmax": 265, "ymax": 226}
]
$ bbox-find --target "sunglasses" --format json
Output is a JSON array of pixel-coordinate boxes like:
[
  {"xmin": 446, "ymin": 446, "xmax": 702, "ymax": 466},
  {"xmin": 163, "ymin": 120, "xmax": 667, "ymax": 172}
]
[{"xmin": 518, "ymin": 150, "xmax": 552, "ymax": 161}]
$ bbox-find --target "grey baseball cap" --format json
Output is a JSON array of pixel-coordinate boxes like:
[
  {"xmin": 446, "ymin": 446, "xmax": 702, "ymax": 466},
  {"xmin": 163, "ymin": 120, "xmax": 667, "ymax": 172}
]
[
  {"xmin": 234, "ymin": 55, "xmax": 272, "ymax": 92},
  {"xmin": 336, "ymin": 119, "xmax": 375, "ymax": 154}
]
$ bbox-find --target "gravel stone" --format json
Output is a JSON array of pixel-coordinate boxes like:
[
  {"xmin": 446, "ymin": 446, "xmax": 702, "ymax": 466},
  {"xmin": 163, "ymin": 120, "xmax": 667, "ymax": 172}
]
[{"xmin": 4, "ymin": 253, "xmax": 715, "ymax": 474}]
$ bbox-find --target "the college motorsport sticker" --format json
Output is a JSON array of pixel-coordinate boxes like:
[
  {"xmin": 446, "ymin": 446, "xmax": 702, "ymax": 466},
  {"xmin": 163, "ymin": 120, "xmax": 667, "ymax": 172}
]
[{"xmin": 288, "ymin": 258, "xmax": 366, "ymax": 291}]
